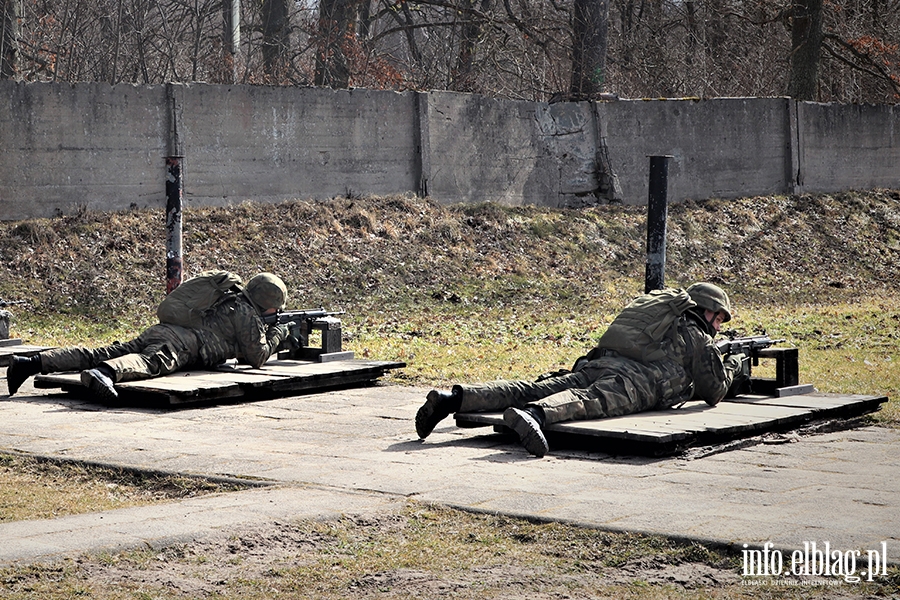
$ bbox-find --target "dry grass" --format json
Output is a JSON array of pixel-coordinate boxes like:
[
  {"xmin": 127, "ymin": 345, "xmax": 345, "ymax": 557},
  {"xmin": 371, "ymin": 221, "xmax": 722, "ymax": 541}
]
[
  {"xmin": 2, "ymin": 501, "xmax": 898, "ymax": 599},
  {"xmin": 0, "ymin": 453, "xmax": 249, "ymax": 523}
]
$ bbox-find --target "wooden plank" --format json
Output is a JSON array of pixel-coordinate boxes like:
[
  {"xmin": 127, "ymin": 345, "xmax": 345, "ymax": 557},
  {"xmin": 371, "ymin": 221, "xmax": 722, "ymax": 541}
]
[
  {"xmin": 727, "ymin": 393, "xmax": 886, "ymax": 411},
  {"xmin": 34, "ymin": 371, "xmax": 248, "ymax": 403},
  {"xmin": 32, "ymin": 359, "xmax": 405, "ymax": 406},
  {"xmin": 453, "ymin": 392, "xmax": 888, "ymax": 455}
]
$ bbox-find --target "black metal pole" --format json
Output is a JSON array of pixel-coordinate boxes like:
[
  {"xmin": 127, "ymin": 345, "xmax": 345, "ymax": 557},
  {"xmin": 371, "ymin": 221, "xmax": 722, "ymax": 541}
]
[
  {"xmin": 165, "ymin": 156, "xmax": 184, "ymax": 294},
  {"xmin": 645, "ymin": 155, "xmax": 670, "ymax": 293}
]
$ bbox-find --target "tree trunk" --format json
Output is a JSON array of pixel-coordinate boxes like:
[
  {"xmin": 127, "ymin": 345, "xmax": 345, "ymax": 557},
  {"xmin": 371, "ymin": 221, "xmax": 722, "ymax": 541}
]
[
  {"xmin": 451, "ymin": 0, "xmax": 491, "ymax": 93},
  {"xmin": 1, "ymin": 0, "xmax": 21, "ymax": 79},
  {"xmin": 570, "ymin": 0, "xmax": 610, "ymax": 100},
  {"xmin": 315, "ymin": 0, "xmax": 356, "ymax": 88},
  {"xmin": 787, "ymin": 0, "xmax": 824, "ymax": 100},
  {"xmin": 261, "ymin": 0, "xmax": 290, "ymax": 80},
  {"xmin": 223, "ymin": 0, "xmax": 241, "ymax": 83}
]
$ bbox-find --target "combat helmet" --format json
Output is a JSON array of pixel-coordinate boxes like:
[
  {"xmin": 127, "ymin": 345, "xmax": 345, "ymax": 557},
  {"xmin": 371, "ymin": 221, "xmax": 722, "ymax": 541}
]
[
  {"xmin": 686, "ymin": 282, "xmax": 732, "ymax": 322},
  {"xmin": 243, "ymin": 273, "xmax": 288, "ymax": 314}
]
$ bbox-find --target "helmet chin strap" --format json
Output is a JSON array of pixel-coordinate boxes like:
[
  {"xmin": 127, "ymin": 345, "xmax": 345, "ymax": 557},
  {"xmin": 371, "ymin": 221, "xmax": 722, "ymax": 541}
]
[{"xmin": 687, "ymin": 308, "xmax": 716, "ymax": 336}]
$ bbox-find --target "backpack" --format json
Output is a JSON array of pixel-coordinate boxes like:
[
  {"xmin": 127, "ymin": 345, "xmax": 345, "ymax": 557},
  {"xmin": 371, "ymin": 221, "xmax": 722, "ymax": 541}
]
[
  {"xmin": 157, "ymin": 270, "xmax": 243, "ymax": 328},
  {"xmin": 588, "ymin": 287, "xmax": 697, "ymax": 363}
]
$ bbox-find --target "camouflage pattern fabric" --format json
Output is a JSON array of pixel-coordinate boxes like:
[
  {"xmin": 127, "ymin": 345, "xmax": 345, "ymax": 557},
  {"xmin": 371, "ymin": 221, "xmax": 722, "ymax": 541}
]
[
  {"xmin": 40, "ymin": 295, "xmax": 288, "ymax": 382},
  {"xmin": 457, "ymin": 314, "xmax": 741, "ymax": 426},
  {"xmin": 193, "ymin": 294, "xmax": 287, "ymax": 369}
]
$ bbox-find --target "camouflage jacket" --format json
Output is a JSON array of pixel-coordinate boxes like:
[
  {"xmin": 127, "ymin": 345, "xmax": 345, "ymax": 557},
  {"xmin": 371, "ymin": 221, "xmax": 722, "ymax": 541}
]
[
  {"xmin": 649, "ymin": 312, "xmax": 741, "ymax": 407},
  {"xmin": 193, "ymin": 294, "xmax": 285, "ymax": 368}
]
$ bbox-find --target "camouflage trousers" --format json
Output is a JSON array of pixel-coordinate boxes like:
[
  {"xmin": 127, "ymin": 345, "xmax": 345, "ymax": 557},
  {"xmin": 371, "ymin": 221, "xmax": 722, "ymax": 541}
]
[
  {"xmin": 40, "ymin": 324, "xmax": 202, "ymax": 383},
  {"xmin": 457, "ymin": 355, "xmax": 692, "ymax": 425}
]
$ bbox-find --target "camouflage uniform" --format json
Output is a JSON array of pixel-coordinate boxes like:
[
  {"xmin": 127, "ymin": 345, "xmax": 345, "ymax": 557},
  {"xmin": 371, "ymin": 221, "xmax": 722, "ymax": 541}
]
[
  {"xmin": 40, "ymin": 294, "xmax": 288, "ymax": 383},
  {"xmin": 456, "ymin": 313, "xmax": 743, "ymax": 425}
]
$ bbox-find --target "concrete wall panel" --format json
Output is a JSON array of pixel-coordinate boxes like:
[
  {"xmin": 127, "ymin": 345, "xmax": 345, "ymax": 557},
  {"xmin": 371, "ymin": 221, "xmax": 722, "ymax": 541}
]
[
  {"xmin": 425, "ymin": 93, "xmax": 600, "ymax": 207},
  {"xmin": 600, "ymin": 98, "xmax": 792, "ymax": 205},
  {"xmin": 179, "ymin": 85, "xmax": 418, "ymax": 205},
  {"xmin": 799, "ymin": 102, "xmax": 899, "ymax": 193},
  {"xmin": 0, "ymin": 82, "xmax": 167, "ymax": 220}
]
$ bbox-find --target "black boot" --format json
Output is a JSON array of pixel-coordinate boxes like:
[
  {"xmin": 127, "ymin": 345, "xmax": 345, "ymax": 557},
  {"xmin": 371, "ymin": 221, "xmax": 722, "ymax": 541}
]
[
  {"xmin": 416, "ymin": 387, "xmax": 462, "ymax": 439},
  {"xmin": 503, "ymin": 405, "xmax": 549, "ymax": 458},
  {"xmin": 7, "ymin": 354, "xmax": 42, "ymax": 396},
  {"xmin": 80, "ymin": 365, "xmax": 119, "ymax": 403}
]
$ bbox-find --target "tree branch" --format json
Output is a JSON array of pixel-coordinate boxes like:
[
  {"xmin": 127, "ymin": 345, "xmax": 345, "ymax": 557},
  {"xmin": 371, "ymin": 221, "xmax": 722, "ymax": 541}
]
[{"xmin": 823, "ymin": 32, "xmax": 900, "ymax": 97}]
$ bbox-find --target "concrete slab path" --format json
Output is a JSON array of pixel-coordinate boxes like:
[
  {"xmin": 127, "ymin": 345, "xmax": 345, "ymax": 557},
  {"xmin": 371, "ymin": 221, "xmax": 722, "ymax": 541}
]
[{"xmin": 1, "ymin": 373, "xmax": 897, "ymax": 568}]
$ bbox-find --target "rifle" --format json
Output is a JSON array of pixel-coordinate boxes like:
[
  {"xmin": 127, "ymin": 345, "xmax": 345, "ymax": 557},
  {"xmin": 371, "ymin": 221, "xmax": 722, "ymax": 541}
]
[
  {"xmin": 716, "ymin": 334, "xmax": 786, "ymax": 397},
  {"xmin": 263, "ymin": 307, "xmax": 344, "ymax": 327},
  {"xmin": 264, "ymin": 308, "xmax": 349, "ymax": 361},
  {"xmin": 716, "ymin": 334, "xmax": 785, "ymax": 359}
]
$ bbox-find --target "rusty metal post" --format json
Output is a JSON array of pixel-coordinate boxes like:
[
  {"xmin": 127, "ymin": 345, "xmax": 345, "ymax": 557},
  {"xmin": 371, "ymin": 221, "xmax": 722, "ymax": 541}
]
[
  {"xmin": 165, "ymin": 156, "xmax": 184, "ymax": 294},
  {"xmin": 165, "ymin": 82, "xmax": 184, "ymax": 294},
  {"xmin": 645, "ymin": 155, "xmax": 671, "ymax": 293}
]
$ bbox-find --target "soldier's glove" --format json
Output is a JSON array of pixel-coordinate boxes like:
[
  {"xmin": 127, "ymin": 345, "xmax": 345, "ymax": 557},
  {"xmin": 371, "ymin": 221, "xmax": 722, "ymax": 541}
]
[
  {"xmin": 270, "ymin": 321, "xmax": 296, "ymax": 344},
  {"xmin": 724, "ymin": 352, "xmax": 750, "ymax": 397}
]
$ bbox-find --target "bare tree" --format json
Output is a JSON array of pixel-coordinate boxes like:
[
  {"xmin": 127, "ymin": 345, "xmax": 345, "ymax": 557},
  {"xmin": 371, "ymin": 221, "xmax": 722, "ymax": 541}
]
[
  {"xmin": 786, "ymin": 0, "xmax": 824, "ymax": 99},
  {"xmin": 449, "ymin": 0, "xmax": 491, "ymax": 92},
  {"xmin": 315, "ymin": 0, "xmax": 357, "ymax": 88},
  {"xmin": 1, "ymin": 0, "xmax": 21, "ymax": 78},
  {"xmin": 570, "ymin": 0, "xmax": 609, "ymax": 99},
  {"xmin": 261, "ymin": 0, "xmax": 290, "ymax": 80}
]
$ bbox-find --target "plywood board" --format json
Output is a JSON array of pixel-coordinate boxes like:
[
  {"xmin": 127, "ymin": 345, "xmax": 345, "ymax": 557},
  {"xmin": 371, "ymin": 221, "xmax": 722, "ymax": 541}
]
[
  {"xmin": 33, "ymin": 359, "xmax": 405, "ymax": 406},
  {"xmin": 0, "ymin": 344, "xmax": 56, "ymax": 366},
  {"xmin": 454, "ymin": 393, "xmax": 888, "ymax": 455}
]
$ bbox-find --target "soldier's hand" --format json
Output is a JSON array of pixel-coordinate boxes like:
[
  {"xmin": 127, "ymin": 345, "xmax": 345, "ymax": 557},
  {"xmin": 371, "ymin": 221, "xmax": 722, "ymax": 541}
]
[
  {"xmin": 725, "ymin": 352, "xmax": 751, "ymax": 380},
  {"xmin": 271, "ymin": 321, "xmax": 296, "ymax": 342},
  {"xmin": 724, "ymin": 353, "xmax": 750, "ymax": 397}
]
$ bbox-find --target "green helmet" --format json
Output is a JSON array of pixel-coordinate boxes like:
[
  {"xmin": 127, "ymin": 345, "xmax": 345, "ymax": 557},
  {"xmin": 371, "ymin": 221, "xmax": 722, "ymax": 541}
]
[
  {"xmin": 243, "ymin": 273, "xmax": 288, "ymax": 314},
  {"xmin": 686, "ymin": 282, "xmax": 732, "ymax": 322}
]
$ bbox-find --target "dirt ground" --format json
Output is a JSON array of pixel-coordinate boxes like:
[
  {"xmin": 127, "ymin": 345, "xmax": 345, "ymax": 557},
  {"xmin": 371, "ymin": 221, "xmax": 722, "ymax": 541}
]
[{"xmin": 67, "ymin": 511, "xmax": 744, "ymax": 598}]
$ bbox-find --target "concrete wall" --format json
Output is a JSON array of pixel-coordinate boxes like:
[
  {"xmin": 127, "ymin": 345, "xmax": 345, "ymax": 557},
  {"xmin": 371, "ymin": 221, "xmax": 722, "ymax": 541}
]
[
  {"xmin": 1, "ymin": 80, "xmax": 898, "ymax": 220},
  {"xmin": 0, "ymin": 82, "xmax": 168, "ymax": 218},
  {"xmin": 798, "ymin": 102, "xmax": 899, "ymax": 193},
  {"xmin": 424, "ymin": 93, "xmax": 601, "ymax": 207},
  {"xmin": 177, "ymin": 85, "xmax": 418, "ymax": 205},
  {"xmin": 599, "ymin": 97, "xmax": 796, "ymax": 205}
]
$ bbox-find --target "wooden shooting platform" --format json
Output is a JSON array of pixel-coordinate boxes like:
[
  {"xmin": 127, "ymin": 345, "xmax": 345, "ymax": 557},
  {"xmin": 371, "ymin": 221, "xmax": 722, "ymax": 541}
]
[
  {"xmin": 454, "ymin": 392, "xmax": 887, "ymax": 456},
  {"xmin": 32, "ymin": 358, "xmax": 405, "ymax": 407},
  {"xmin": 7, "ymin": 316, "xmax": 404, "ymax": 407},
  {"xmin": 454, "ymin": 347, "xmax": 887, "ymax": 455}
]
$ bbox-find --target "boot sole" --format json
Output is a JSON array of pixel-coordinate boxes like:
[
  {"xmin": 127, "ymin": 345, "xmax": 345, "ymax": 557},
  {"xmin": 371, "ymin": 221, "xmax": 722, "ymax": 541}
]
[
  {"xmin": 415, "ymin": 390, "xmax": 450, "ymax": 439},
  {"xmin": 80, "ymin": 370, "xmax": 119, "ymax": 402},
  {"xmin": 503, "ymin": 408, "xmax": 549, "ymax": 457}
]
